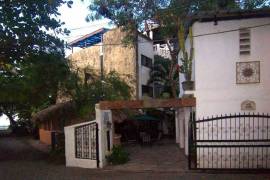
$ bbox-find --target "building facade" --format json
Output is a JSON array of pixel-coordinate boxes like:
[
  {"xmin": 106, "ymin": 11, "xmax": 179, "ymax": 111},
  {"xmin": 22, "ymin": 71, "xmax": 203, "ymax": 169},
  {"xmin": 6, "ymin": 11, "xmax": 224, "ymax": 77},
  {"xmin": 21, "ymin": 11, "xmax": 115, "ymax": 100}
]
[
  {"xmin": 68, "ymin": 28, "xmax": 154, "ymax": 99},
  {"xmin": 180, "ymin": 10, "xmax": 270, "ymax": 169},
  {"xmin": 180, "ymin": 11, "xmax": 270, "ymax": 118}
]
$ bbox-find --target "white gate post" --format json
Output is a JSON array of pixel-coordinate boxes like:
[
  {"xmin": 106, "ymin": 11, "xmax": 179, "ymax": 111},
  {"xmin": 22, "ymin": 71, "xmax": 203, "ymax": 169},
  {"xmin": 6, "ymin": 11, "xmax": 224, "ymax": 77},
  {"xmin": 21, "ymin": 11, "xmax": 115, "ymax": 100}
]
[
  {"xmin": 95, "ymin": 104, "xmax": 113, "ymax": 168},
  {"xmin": 184, "ymin": 107, "xmax": 191, "ymax": 156},
  {"xmin": 175, "ymin": 108, "xmax": 180, "ymax": 144},
  {"xmin": 178, "ymin": 108, "xmax": 185, "ymax": 149}
]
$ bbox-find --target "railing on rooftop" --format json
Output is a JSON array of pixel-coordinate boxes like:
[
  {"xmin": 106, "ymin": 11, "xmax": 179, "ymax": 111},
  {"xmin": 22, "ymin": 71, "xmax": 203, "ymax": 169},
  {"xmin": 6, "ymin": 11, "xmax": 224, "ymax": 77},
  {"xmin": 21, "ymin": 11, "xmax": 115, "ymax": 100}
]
[{"xmin": 153, "ymin": 44, "xmax": 171, "ymax": 59}]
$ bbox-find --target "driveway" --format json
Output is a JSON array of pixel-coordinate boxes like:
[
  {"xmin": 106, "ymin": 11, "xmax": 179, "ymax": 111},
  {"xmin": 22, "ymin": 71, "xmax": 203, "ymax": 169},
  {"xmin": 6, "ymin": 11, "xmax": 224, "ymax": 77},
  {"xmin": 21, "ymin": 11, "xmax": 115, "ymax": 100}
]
[
  {"xmin": 0, "ymin": 137, "xmax": 270, "ymax": 180},
  {"xmin": 105, "ymin": 140, "xmax": 188, "ymax": 172}
]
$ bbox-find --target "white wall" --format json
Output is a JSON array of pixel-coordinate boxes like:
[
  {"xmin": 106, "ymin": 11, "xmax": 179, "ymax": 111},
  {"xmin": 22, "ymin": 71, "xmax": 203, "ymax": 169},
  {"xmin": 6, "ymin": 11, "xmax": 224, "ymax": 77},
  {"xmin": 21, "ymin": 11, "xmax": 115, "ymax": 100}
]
[
  {"xmin": 65, "ymin": 121, "xmax": 98, "ymax": 169},
  {"xmin": 192, "ymin": 17, "xmax": 270, "ymax": 118},
  {"xmin": 153, "ymin": 44, "xmax": 171, "ymax": 59},
  {"xmin": 138, "ymin": 35, "xmax": 154, "ymax": 98},
  {"xmin": 64, "ymin": 106, "xmax": 113, "ymax": 169}
]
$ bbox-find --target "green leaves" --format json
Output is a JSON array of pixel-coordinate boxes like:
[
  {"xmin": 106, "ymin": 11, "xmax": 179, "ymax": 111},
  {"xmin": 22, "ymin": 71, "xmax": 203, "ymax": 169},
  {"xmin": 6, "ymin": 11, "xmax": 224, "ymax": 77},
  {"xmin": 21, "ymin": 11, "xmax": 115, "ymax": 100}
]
[
  {"xmin": 67, "ymin": 70, "xmax": 131, "ymax": 119},
  {"xmin": 148, "ymin": 55, "xmax": 179, "ymax": 98},
  {"xmin": 0, "ymin": 0, "xmax": 71, "ymax": 72},
  {"xmin": 0, "ymin": 1, "xmax": 72, "ymax": 123},
  {"xmin": 0, "ymin": 53, "xmax": 70, "ymax": 122}
]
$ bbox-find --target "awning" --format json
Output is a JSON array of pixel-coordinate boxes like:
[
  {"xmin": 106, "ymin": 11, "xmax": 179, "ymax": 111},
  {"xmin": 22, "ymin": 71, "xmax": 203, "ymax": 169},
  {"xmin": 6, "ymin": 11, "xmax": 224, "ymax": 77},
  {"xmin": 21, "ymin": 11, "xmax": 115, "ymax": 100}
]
[
  {"xmin": 133, "ymin": 115, "xmax": 159, "ymax": 121},
  {"xmin": 68, "ymin": 28, "xmax": 109, "ymax": 48}
]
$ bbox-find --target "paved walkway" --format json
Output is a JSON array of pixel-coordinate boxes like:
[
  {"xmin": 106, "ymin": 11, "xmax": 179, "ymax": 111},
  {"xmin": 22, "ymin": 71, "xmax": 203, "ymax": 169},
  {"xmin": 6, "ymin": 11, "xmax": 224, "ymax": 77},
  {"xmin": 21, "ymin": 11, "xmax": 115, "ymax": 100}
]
[
  {"xmin": 0, "ymin": 137, "xmax": 270, "ymax": 180},
  {"xmin": 105, "ymin": 140, "xmax": 188, "ymax": 172}
]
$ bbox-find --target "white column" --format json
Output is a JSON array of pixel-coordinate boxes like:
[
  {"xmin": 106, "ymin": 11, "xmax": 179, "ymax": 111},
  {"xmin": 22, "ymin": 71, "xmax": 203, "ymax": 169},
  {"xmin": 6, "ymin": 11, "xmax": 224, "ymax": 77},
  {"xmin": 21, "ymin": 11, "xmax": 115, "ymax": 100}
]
[
  {"xmin": 95, "ymin": 104, "xmax": 104, "ymax": 168},
  {"xmin": 95, "ymin": 104, "xmax": 113, "ymax": 168},
  {"xmin": 184, "ymin": 107, "xmax": 191, "ymax": 156},
  {"xmin": 179, "ymin": 108, "xmax": 185, "ymax": 149},
  {"xmin": 175, "ymin": 109, "xmax": 180, "ymax": 144}
]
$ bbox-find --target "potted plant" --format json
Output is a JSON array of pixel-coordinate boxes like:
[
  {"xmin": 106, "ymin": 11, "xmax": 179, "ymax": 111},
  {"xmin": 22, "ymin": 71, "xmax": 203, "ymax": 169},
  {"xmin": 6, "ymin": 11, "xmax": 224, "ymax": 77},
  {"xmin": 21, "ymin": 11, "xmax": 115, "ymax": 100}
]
[{"xmin": 178, "ymin": 24, "xmax": 194, "ymax": 91}]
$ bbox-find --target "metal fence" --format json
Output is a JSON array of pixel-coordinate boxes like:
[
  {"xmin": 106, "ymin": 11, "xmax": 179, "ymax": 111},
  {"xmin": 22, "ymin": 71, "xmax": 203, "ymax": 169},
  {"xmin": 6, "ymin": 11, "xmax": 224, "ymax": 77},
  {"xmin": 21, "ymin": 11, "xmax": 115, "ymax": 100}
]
[
  {"xmin": 189, "ymin": 113, "xmax": 270, "ymax": 170},
  {"xmin": 75, "ymin": 122, "xmax": 99, "ymax": 166}
]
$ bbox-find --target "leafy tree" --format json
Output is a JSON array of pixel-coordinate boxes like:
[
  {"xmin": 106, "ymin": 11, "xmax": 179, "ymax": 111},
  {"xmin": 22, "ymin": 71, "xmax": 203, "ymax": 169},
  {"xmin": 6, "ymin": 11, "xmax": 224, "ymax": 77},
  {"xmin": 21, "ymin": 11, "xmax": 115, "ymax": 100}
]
[
  {"xmin": 0, "ymin": 53, "xmax": 70, "ymax": 126},
  {"xmin": 86, "ymin": 0, "xmax": 269, "ymax": 97},
  {"xmin": 0, "ymin": 0, "xmax": 72, "ymax": 71},
  {"xmin": 21, "ymin": 53, "xmax": 70, "ymax": 113},
  {"xmin": 237, "ymin": 0, "xmax": 270, "ymax": 9},
  {"xmin": 0, "ymin": 0, "xmax": 73, "ymax": 127},
  {"xmin": 67, "ymin": 70, "xmax": 131, "ymax": 119},
  {"xmin": 148, "ymin": 55, "xmax": 179, "ymax": 98}
]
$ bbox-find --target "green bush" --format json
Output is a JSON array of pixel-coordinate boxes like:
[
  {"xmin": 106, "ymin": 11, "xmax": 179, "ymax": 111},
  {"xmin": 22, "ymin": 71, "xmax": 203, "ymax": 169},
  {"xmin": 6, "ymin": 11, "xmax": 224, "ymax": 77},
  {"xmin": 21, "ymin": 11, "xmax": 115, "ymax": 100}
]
[{"xmin": 106, "ymin": 146, "xmax": 129, "ymax": 165}]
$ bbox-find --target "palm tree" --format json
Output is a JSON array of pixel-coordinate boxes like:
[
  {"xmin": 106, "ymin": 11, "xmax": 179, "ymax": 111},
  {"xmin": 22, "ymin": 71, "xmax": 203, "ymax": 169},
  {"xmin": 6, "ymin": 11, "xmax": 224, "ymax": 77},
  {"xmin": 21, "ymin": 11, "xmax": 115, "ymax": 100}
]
[{"xmin": 148, "ymin": 55, "xmax": 179, "ymax": 98}]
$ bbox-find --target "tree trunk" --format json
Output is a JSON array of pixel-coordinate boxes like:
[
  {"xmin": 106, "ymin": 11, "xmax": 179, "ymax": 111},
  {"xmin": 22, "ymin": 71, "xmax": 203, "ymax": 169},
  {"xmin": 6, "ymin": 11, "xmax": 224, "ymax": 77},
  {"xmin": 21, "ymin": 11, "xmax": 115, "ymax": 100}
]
[
  {"xmin": 166, "ymin": 40, "xmax": 180, "ymax": 98},
  {"xmin": 170, "ymin": 53, "xmax": 178, "ymax": 98},
  {"xmin": 171, "ymin": 83, "xmax": 177, "ymax": 98}
]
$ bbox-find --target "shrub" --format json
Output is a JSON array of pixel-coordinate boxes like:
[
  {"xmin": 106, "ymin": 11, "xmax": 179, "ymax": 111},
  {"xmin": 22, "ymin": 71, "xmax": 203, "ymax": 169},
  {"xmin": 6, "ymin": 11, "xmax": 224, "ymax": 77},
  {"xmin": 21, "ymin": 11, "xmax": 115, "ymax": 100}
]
[{"xmin": 106, "ymin": 145, "xmax": 129, "ymax": 165}]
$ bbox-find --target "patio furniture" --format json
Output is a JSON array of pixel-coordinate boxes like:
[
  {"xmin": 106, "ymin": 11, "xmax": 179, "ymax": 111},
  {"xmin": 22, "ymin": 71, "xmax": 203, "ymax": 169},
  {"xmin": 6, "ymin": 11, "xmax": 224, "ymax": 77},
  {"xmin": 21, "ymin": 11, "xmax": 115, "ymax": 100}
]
[{"xmin": 139, "ymin": 132, "xmax": 151, "ymax": 145}]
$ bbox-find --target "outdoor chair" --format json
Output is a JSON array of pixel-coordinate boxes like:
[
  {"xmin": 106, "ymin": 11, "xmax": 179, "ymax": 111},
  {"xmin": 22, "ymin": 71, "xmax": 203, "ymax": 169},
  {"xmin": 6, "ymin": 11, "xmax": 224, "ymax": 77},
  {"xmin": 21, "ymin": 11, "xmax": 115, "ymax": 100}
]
[{"xmin": 139, "ymin": 132, "xmax": 152, "ymax": 146}]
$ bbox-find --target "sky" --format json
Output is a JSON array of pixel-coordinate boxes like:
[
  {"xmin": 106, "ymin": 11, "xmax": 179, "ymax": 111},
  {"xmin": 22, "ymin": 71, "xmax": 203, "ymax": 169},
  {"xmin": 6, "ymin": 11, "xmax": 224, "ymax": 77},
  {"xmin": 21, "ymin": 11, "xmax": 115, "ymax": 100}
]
[
  {"xmin": 58, "ymin": 0, "xmax": 111, "ymax": 55},
  {"xmin": 0, "ymin": 1, "xmax": 111, "ymax": 126}
]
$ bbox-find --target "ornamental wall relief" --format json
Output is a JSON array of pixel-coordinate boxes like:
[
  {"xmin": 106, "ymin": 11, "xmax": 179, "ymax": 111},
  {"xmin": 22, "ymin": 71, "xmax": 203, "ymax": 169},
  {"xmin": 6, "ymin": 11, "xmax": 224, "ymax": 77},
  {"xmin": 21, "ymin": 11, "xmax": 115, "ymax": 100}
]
[
  {"xmin": 241, "ymin": 100, "xmax": 256, "ymax": 111},
  {"xmin": 236, "ymin": 61, "xmax": 260, "ymax": 84}
]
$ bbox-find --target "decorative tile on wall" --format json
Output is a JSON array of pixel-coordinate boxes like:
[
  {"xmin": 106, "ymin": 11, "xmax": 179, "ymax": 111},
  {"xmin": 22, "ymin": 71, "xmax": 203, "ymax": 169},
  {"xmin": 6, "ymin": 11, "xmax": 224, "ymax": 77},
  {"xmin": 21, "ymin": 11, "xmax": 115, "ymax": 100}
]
[
  {"xmin": 241, "ymin": 100, "xmax": 256, "ymax": 111},
  {"xmin": 236, "ymin": 61, "xmax": 260, "ymax": 84}
]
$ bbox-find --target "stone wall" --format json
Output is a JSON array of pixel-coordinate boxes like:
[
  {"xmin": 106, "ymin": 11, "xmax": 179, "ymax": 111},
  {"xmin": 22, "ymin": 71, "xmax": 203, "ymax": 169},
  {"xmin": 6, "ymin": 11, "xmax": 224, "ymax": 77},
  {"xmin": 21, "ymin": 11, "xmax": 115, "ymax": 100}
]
[
  {"xmin": 68, "ymin": 28, "xmax": 137, "ymax": 98},
  {"xmin": 68, "ymin": 45, "xmax": 101, "ymax": 76}
]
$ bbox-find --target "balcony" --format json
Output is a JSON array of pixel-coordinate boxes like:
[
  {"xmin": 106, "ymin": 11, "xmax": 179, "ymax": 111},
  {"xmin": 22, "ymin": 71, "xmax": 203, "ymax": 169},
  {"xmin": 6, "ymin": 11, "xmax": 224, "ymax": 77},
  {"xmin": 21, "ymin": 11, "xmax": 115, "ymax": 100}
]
[{"xmin": 153, "ymin": 44, "xmax": 171, "ymax": 59}]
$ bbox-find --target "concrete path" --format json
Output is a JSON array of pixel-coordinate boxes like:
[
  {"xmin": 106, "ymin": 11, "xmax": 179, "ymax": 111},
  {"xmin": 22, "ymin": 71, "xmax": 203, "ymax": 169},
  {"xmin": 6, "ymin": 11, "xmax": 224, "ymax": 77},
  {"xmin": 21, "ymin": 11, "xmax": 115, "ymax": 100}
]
[{"xmin": 105, "ymin": 141, "xmax": 188, "ymax": 172}]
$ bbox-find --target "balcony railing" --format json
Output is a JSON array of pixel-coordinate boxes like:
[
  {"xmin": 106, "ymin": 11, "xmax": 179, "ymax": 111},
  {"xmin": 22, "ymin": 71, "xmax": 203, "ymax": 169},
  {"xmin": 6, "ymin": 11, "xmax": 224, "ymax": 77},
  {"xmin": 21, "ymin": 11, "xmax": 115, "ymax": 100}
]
[{"xmin": 153, "ymin": 44, "xmax": 171, "ymax": 59}]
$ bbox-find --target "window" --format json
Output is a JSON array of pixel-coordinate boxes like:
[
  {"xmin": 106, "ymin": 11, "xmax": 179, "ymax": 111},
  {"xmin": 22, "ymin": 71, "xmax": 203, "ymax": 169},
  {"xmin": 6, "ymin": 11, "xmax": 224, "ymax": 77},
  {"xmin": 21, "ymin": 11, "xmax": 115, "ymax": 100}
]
[
  {"xmin": 239, "ymin": 28, "xmax": 251, "ymax": 55},
  {"xmin": 142, "ymin": 85, "xmax": 153, "ymax": 97},
  {"xmin": 141, "ymin": 55, "xmax": 152, "ymax": 68}
]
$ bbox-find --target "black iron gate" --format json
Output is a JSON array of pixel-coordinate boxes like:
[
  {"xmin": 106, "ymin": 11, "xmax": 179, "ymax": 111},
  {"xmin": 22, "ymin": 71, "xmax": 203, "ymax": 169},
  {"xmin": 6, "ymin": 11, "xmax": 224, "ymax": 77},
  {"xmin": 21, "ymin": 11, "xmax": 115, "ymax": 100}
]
[
  {"xmin": 75, "ymin": 122, "xmax": 99, "ymax": 167},
  {"xmin": 189, "ymin": 113, "xmax": 270, "ymax": 170}
]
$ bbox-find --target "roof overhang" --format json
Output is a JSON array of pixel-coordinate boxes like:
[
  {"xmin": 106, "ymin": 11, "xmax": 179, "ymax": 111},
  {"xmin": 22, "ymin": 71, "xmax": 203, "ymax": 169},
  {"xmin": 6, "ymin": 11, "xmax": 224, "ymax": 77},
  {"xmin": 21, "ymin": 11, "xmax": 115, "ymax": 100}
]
[
  {"xmin": 99, "ymin": 98, "xmax": 196, "ymax": 110},
  {"xmin": 68, "ymin": 28, "xmax": 109, "ymax": 48},
  {"xmin": 191, "ymin": 8, "xmax": 270, "ymax": 23}
]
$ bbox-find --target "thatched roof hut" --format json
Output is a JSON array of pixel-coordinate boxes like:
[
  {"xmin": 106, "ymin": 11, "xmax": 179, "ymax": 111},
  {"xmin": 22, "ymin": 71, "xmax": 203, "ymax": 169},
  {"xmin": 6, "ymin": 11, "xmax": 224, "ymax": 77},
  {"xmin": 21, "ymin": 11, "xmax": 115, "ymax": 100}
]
[
  {"xmin": 32, "ymin": 101, "xmax": 76, "ymax": 123},
  {"xmin": 32, "ymin": 101, "xmax": 89, "ymax": 132}
]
